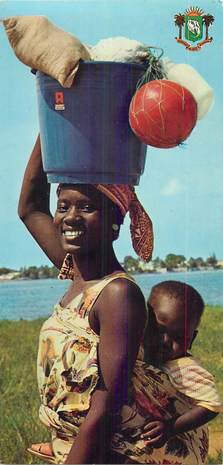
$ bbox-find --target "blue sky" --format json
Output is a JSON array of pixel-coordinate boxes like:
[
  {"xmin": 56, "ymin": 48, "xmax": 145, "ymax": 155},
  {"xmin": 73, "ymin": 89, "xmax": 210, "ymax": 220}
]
[{"xmin": 0, "ymin": 0, "xmax": 222, "ymax": 268}]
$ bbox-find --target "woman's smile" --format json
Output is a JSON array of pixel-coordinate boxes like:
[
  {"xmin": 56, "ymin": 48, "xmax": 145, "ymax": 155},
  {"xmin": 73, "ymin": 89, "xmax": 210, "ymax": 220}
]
[
  {"xmin": 63, "ymin": 229, "xmax": 85, "ymax": 239},
  {"xmin": 62, "ymin": 228, "xmax": 85, "ymax": 247}
]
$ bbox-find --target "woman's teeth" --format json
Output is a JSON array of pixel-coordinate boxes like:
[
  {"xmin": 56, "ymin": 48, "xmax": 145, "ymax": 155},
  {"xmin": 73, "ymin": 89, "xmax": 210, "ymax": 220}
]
[{"xmin": 63, "ymin": 231, "xmax": 83, "ymax": 238}]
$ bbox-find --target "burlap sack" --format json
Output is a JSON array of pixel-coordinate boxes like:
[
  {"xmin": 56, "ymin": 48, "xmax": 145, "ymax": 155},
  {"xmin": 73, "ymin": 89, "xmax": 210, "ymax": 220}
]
[{"xmin": 3, "ymin": 15, "xmax": 91, "ymax": 87}]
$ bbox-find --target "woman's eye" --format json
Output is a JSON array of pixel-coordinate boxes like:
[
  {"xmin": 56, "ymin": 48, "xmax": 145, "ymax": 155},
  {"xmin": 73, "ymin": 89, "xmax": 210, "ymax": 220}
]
[
  {"xmin": 57, "ymin": 204, "xmax": 67, "ymax": 212},
  {"xmin": 56, "ymin": 202, "xmax": 96, "ymax": 213},
  {"xmin": 80, "ymin": 204, "xmax": 95, "ymax": 212}
]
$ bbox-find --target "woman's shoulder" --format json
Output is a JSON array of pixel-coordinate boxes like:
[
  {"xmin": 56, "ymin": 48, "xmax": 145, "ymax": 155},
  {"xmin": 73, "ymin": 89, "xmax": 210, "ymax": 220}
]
[
  {"xmin": 99, "ymin": 271, "xmax": 145, "ymax": 302},
  {"xmin": 95, "ymin": 272, "xmax": 147, "ymax": 325}
]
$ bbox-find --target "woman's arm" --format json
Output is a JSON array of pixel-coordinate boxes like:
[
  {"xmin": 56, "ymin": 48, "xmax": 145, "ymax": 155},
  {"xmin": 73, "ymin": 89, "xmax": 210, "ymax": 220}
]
[
  {"xmin": 18, "ymin": 135, "xmax": 65, "ymax": 268},
  {"xmin": 65, "ymin": 279, "xmax": 147, "ymax": 464}
]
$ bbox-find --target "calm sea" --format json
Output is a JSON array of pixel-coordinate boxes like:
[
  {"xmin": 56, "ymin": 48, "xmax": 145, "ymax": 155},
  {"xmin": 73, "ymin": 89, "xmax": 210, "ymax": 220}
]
[{"xmin": 0, "ymin": 270, "xmax": 222, "ymax": 320}]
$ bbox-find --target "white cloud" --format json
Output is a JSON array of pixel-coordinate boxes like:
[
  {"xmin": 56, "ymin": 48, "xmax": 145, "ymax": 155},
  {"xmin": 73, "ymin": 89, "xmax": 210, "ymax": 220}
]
[{"xmin": 161, "ymin": 178, "xmax": 184, "ymax": 196}]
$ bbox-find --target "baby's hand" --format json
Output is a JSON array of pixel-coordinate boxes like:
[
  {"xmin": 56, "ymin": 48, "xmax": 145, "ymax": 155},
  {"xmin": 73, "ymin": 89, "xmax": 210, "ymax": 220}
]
[{"xmin": 141, "ymin": 420, "xmax": 171, "ymax": 447}]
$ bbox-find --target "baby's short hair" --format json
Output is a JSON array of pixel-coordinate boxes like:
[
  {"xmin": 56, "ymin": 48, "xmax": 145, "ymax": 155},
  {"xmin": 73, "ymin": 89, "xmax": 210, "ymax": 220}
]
[{"xmin": 148, "ymin": 280, "xmax": 204, "ymax": 326}]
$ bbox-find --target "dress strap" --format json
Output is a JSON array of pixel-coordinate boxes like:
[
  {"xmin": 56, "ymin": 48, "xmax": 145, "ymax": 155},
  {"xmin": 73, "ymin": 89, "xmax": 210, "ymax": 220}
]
[{"xmin": 80, "ymin": 272, "xmax": 137, "ymax": 315}]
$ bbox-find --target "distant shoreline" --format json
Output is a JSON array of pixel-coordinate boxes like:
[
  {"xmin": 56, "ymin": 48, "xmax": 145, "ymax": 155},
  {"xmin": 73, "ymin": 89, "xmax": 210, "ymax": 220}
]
[
  {"xmin": 0, "ymin": 267, "xmax": 223, "ymax": 283},
  {"xmin": 1, "ymin": 253, "xmax": 222, "ymax": 281}
]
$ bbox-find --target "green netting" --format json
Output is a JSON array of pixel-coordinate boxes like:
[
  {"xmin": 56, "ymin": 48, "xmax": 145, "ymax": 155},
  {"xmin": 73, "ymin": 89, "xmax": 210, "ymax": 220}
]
[{"xmin": 136, "ymin": 47, "xmax": 166, "ymax": 89}]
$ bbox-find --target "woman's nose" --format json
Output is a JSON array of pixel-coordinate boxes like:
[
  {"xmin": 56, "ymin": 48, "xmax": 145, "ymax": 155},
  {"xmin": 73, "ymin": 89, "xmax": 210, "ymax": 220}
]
[{"xmin": 64, "ymin": 206, "xmax": 82, "ymax": 223}]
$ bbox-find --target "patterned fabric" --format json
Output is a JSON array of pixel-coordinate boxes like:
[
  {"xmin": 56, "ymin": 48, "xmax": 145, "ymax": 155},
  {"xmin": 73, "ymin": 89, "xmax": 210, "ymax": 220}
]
[
  {"xmin": 56, "ymin": 183, "xmax": 154, "ymax": 262},
  {"xmin": 94, "ymin": 184, "xmax": 134, "ymax": 217},
  {"xmin": 96, "ymin": 184, "xmax": 153, "ymax": 262},
  {"xmin": 113, "ymin": 361, "xmax": 210, "ymax": 465},
  {"xmin": 36, "ymin": 272, "xmax": 211, "ymax": 464},
  {"xmin": 162, "ymin": 357, "xmax": 223, "ymax": 413},
  {"xmin": 58, "ymin": 254, "xmax": 75, "ymax": 281}
]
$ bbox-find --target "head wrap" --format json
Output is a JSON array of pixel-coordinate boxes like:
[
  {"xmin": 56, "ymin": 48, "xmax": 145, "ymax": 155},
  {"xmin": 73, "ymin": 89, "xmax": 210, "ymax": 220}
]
[
  {"xmin": 57, "ymin": 184, "xmax": 153, "ymax": 279},
  {"xmin": 95, "ymin": 184, "xmax": 153, "ymax": 262}
]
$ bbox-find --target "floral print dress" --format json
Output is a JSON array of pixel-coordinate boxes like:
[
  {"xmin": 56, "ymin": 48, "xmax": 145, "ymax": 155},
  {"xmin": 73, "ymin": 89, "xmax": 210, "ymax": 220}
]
[{"xmin": 37, "ymin": 272, "xmax": 210, "ymax": 464}]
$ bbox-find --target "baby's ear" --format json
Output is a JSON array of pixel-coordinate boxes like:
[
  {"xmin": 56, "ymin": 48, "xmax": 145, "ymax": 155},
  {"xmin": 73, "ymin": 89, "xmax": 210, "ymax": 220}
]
[{"xmin": 189, "ymin": 330, "xmax": 198, "ymax": 348}]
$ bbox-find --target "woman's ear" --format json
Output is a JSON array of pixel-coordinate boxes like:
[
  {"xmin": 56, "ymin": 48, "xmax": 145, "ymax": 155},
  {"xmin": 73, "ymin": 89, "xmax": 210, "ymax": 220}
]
[
  {"xmin": 111, "ymin": 223, "xmax": 120, "ymax": 241},
  {"xmin": 111, "ymin": 206, "xmax": 122, "ymax": 241}
]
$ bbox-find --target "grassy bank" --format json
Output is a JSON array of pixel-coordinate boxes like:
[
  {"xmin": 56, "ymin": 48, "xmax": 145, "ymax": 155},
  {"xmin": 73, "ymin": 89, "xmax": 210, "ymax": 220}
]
[{"xmin": 0, "ymin": 306, "xmax": 222, "ymax": 464}]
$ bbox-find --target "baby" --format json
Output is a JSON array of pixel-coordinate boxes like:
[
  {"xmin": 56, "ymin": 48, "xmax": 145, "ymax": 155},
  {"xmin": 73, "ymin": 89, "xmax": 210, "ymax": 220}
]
[{"xmin": 142, "ymin": 280, "xmax": 223, "ymax": 447}]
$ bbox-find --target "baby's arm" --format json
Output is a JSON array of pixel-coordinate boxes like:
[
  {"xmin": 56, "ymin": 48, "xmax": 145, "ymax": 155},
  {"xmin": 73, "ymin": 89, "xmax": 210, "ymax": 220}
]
[
  {"xmin": 142, "ymin": 407, "xmax": 217, "ymax": 446},
  {"xmin": 170, "ymin": 406, "xmax": 217, "ymax": 436}
]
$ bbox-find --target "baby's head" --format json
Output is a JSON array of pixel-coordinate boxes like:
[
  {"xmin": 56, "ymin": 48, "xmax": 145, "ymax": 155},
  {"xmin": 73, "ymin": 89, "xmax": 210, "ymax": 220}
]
[{"xmin": 145, "ymin": 280, "xmax": 204, "ymax": 363}]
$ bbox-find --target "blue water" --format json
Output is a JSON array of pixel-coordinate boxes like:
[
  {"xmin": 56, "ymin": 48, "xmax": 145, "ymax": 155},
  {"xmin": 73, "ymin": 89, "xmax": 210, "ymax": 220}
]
[{"xmin": 0, "ymin": 270, "xmax": 222, "ymax": 320}]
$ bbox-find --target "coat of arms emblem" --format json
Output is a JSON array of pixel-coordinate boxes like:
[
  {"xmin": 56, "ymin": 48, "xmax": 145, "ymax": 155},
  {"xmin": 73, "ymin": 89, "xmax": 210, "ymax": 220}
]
[{"xmin": 174, "ymin": 6, "xmax": 214, "ymax": 51}]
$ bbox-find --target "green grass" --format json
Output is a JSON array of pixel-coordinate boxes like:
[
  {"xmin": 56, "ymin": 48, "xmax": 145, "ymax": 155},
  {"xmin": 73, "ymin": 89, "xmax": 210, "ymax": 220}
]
[
  {"xmin": 192, "ymin": 306, "xmax": 223, "ymax": 433},
  {"xmin": 0, "ymin": 306, "xmax": 222, "ymax": 464},
  {"xmin": 0, "ymin": 319, "xmax": 49, "ymax": 464}
]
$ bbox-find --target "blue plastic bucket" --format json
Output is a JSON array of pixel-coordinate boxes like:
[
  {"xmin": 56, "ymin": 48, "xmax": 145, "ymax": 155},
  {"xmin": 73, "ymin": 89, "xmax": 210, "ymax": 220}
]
[{"xmin": 36, "ymin": 62, "xmax": 147, "ymax": 185}]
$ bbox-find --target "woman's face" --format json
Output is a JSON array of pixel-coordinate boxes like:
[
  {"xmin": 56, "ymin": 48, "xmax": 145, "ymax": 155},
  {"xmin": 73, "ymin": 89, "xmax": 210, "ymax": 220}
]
[{"xmin": 54, "ymin": 185, "xmax": 115, "ymax": 255}]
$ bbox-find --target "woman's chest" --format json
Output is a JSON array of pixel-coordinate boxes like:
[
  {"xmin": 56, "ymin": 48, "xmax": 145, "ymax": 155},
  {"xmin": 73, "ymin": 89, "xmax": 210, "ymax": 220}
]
[{"xmin": 39, "ymin": 302, "xmax": 98, "ymax": 357}]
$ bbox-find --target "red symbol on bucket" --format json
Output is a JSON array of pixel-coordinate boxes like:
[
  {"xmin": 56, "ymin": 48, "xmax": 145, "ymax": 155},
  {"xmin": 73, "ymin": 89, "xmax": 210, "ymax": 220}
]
[
  {"xmin": 55, "ymin": 92, "xmax": 64, "ymax": 104},
  {"xmin": 55, "ymin": 92, "xmax": 65, "ymax": 110}
]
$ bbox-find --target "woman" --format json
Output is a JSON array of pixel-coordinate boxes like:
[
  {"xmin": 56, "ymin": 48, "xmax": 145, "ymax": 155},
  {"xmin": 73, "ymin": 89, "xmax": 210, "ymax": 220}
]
[
  {"xmin": 18, "ymin": 135, "xmax": 154, "ymax": 464},
  {"xmin": 19, "ymin": 137, "xmax": 211, "ymax": 465}
]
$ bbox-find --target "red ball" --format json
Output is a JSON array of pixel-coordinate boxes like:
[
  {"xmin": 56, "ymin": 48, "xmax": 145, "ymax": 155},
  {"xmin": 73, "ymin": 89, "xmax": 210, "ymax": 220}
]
[{"xmin": 129, "ymin": 79, "xmax": 197, "ymax": 148}]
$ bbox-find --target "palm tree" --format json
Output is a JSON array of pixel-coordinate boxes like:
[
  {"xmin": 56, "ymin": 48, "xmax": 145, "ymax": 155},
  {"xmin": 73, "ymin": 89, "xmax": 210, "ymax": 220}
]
[
  {"xmin": 202, "ymin": 14, "xmax": 214, "ymax": 39},
  {"xmin": 174, "ymin": 14, "xmax": 185, "ymax": 39}
]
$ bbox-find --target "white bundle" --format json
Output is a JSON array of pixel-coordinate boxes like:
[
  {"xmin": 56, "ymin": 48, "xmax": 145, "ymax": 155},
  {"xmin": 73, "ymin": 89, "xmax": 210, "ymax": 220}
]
[
  {"xmin": 89, "ymin": 37, "xmax": 150, "ymax": 63},
  {"xmin": 162, "ymin": 57, "xmax": 214, "ymax": 120}
]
